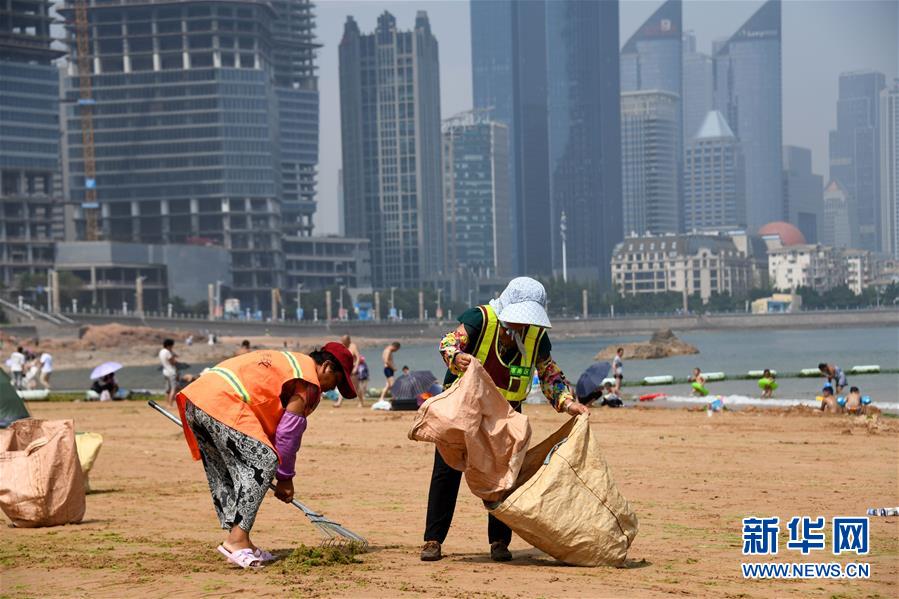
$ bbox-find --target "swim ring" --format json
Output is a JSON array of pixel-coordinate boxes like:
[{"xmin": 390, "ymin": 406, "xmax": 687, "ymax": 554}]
[
  {"xmin": 757, "ymin": 377, "xmax": 778, "ymax": 391},
  {"xmin": 691, "ymin": 381, "xmax": 709, "ymax": 396}
]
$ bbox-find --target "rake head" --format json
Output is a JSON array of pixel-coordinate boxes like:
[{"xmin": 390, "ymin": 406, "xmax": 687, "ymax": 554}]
[{"xmin": 311, "ymin": 518, "xmax": 369, "ymax": 550}]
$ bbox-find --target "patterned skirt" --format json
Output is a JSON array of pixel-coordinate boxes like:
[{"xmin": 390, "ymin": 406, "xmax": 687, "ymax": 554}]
[{"xmin": 184, "ymin": 401, "xmax": 278, "ymax": 532}]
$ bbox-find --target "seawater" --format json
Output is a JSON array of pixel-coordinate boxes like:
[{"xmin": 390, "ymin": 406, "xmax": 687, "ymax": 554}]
[{"xmin": 51, "ymin": 326, "xmax": 897, "ymax": 406}]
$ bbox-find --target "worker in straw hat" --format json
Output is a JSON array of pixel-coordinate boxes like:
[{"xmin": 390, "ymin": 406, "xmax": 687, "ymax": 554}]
[
  {"xmin": 421, "ymin": 277, "xmax": 589, "ymax": 563},
  {"xmin": 176, "ymin": 342, "xmax": 356, "ymax": 568}
]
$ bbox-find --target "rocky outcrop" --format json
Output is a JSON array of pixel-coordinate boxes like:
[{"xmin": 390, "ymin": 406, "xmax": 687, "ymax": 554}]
[{"xmin": 594, "ymin": 329, "xmax": 699, "ymax": 361}]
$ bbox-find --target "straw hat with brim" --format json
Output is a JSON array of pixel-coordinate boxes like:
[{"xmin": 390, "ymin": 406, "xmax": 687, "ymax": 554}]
[{"xmin": 492, "ymin": 277, "xmax": 553, "ymax": 329}]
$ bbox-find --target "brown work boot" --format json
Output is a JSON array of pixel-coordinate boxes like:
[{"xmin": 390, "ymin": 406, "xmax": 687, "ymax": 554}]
[
  {"xmin": 420, "ymin": 540, "xmax": 442, "ymax": 561},
  {"xmin": 490, "ymin": 541, "xmax": 512, "ymax": 562}
]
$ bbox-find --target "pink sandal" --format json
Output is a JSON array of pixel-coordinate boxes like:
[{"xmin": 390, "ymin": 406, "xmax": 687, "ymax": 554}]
[
  {"xmin": 254, "ymin": 547, "xmax": 276, "ymax": 563},
  {"xmin": 217, "ymin": 545, "xmax": 263, "ymax": 569}
]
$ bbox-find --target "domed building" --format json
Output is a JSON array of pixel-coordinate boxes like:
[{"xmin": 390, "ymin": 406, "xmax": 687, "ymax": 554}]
[{"xmin": 757, "ymin": 221, "xmax": 807, "ymax": 247}]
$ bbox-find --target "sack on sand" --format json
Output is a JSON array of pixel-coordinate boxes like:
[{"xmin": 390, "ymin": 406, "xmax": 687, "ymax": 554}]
[
  {"xmin": 488, "ymin": 414, "xmax": 638, "ymax": 566},
  {"xmin": 408, "ymin": 360, "xmax": 531, "ymax": 502},
  {"xmin": 0, "ymin": 419, "xmax": 86, "ymax": 527}
]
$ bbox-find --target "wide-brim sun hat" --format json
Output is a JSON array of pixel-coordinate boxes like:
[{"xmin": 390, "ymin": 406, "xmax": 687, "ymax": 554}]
[
  {"xmin": 321, "ymin": 341, "xmax": 357, "ymax": 399},
  {"xmin": 492, "ymin": 277, "xmax": 552, "ymax": 329}
]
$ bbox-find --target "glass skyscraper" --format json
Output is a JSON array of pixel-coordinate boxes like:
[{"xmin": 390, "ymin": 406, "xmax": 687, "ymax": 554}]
[
  {"xmin": 62, "ymin": 0, "xmax": 320, "ymax": 308},
  {"xmin": 470, "ymin": 0, "xmax": 519, "ymax": 269},
  {"xmin": 339, "ymin": 12, "xmax": 444, "ymax": 288},
  {"xmin": 469, "ymin": 0, "xmax": 550, "ymax": 276},
  {"xmin": 881, "ymin": 83, "xmax": 899, "ymax": 259},
  {"xmin": 682, "ymin": 31, "xmax": 713, "ymax": 141},
  {"xmin": 546, "ymin": 0, "xmax": 621, "ymax": 284},
  {"xmin": 714, "ymin": 0, "xmax": 783, "ymax": 232},
  {"xmin": 0, "ymin": 0, "xmax": 63, "ymax": 286},
  {"xmin": 621, "ymin": 91, "xmax": 679, "ymax": 236},
  {"xmin": 620, "ymin": 0, "xmax": 682, "ymax": 233},
  {"xmin": 828, "ymin": 70, "xmax": 886, "ymax": 251},
  {"xmin": 783, "ymin": 145, "xmax": 823, "ymax": 244}
]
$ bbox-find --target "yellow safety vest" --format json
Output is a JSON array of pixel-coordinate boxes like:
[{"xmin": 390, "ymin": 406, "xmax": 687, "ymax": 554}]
[{"xmin": 472, "ymin": 304, "xmax": 544, "ymax": 402}]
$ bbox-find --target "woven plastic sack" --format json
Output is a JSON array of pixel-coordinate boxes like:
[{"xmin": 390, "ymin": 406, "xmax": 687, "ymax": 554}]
[
  {"xmin": 0, "ymin": 419, "xmax": 86, "ymax": 527},
  {"xmin": 409, "ymin": 360, "xmax": 531, "ymax": 502},
  {"xmin": 488, "ymin": 414, "xmax": 638, "ymax": 566},
  {"xmin": 75, "ymin": 432, "xmax": 104, "ymax": 492}
]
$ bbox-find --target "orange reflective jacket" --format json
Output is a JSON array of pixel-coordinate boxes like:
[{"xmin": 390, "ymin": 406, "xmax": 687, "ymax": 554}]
[{"xmin": 176, "ymin": 350, "xmax": 319, "ymax": 462}]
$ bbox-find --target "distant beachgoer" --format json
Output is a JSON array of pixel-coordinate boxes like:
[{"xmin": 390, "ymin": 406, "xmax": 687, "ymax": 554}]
[
  {"xmin": 690, "ymin": 367, "xmax": 709, "ymax": 397},
  {"xmin": 758, "ymin": 369, "xmax": 777, "ymax": 399},
  {"xmin": 9, "ymin": 346, "xmax": 25, "ymax": 389},
  {"xmin": 186, "ymin": 335, "xmax": 194, "ymax": 346},
  {"xmin": 401, "ymin": 365, "xmax": 410, "ymax": 377},
  {"xmin": 335, "ymin": 335, "xmax": 362, "ymax": 408},
  {"xmin": 819, "ymin": 384, "xmax": 841, "ymax": 413},
  {"xmin": 38, "ymin": 350, "xmax": 53, "ymax": 389},
  {"xmin": 818, "ymin": 363, "xmax": 847, "ymax": 395},
  {"xmin": 601, "ymin": 381, "xmax": 623, "ymax": 407},
  {"xmin": 22, "ymin": 352, "xmax": 40, "ymax": 390},
  {"xmin": 237, "ymin": 340, "xmax": 251, "ymax": 355},
  {"xmin": 91, "ymin": 373, "xmax": 119, "ymax": 402},
  {"xmin": 160, "ymin": 338, "xmax": 179, "ymax": 407},
  {"xmin": 844, "ymin": 386, "xmax": 862, "ymax": 414},
  {"xmin": 612, "ymin": 348, "xmax": 624, "ymax": 393},
  {"xmin": 355, "ymin": 356, "xmax": 370, "ymax": 405},
  {"xmin": 377, "ymin": 342, "xmax": 401, "ymax": 404},
  {"xmin": 208, "ymin": 333, "xmax": 216, "ymax": 346}
]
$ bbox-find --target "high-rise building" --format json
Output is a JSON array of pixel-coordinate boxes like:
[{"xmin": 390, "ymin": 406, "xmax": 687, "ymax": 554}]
[
  {"xmin": 620, "ymin": 0, "xmax": 682, "ymax": 232},
  {"xmin": 821, "ymin": 180, "xmax": 859, "ymax": 250},
  {"xmin": 272, "ymin": 0, "xmax": 321, "ymax": 238},
  {"xmin": 714, "ymin": 0, "xmax": 783, "ymax": 231},
  {"xmin": 882, "ymin": 82, "xmax": 899, "ymax": 259},
  {"xmin": 620, "ymin": 0, "xmax": 682, "ymax": 95},
  {"xmin": 442, "ymin": 113, "xmax": 513, "ymax": 277},
  {"xmin": 683, "ymin": 111, "xmax": 745, "ymax": 232},
  {"xmin": 782, "ymin": 146, "xmax": 823, "ymax": 244},
  {"xmin": 0, "ymin": 0, "xmax": 64, "ymax": 287},
  {"xmin": 828, "ymin": 71, "xmax": 886, "ymax": 251},
  {"xmin": 621, "ymin": 91, "xmax": 679, "ymax": 236},
  {"xmin": 682, "ymin": 31, "xmax": 713, "ymax": 141},
  {"xmin": 469, "ymin": 0, "xmax": 518, "ymax": 268},
  {"xmin": 339, "ymin": 12, "xmax": 444, "ymax": 288},
  {"xmin": 61, "ymin": 0, "xmax": 321, "ymax": 309},
  {"xmin": 546, "ymin": 0, "xmax": 621, "ymax": 284}
]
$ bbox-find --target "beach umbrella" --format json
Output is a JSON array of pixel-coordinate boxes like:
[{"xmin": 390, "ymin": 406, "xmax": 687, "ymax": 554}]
[
  {"xmin": 90, "ymin": 362, "xmax": 122, "ymax": 380},
  {"xmin": 391, "ymin": 370, "xmax": 438, "ymax": 400},
  {"xmin": 576, "ymin": 362, "xmax": 612, "ymax": 402}
]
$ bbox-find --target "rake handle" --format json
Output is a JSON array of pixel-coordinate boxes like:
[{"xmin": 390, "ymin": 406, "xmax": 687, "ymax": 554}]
[{"xmin": 147, "ymin": 400, "xmax": 323, "ymax": 518}]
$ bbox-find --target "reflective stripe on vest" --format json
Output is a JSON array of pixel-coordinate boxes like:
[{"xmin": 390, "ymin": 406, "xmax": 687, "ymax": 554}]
[
  {"xmin": 473, "ymin": 304, "xmax": 544, "ymax": 402},
  {"xmin": 281, "ymin": 351, "xmax": 302, "ymax": 379},
  {"xmin": 209, "ymin": 366, "xmax": 251, "ymax": 403}
]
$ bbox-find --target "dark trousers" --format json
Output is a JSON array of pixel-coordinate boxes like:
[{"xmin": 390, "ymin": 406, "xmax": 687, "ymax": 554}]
[{"xmin": 423, "ymin": 402, "xmax": 521, "ymax": 546}]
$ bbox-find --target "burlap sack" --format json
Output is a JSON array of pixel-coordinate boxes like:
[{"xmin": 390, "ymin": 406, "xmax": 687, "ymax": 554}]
[
  {"xmin": 408, "ymin": 360, "xmax": 531, "ymax": 502},
  {"xmin": 488, "ymin": 414, "xmax": 638, "ymax": 566},
  {"xmin": 0, "ymin": 419, "xmax": 86, "ymax": 527}
]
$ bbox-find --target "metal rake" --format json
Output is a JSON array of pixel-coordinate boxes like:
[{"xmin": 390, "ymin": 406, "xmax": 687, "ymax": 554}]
[{"xmin": 148, "ymin": 400, "xmax": 368, "ymax": 550}]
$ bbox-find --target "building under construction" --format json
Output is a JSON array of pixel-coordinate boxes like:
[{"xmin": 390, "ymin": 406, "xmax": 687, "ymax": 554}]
[
  {"xmin": 0, "ymin": 0, "xmax": 65, "ymax": 288},
  {"xmin": 60, "ymin": 0, "xmax": 320, "ymax": 309}
]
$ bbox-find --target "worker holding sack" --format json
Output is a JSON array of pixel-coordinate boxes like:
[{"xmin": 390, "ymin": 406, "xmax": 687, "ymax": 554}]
[
  {"xmin": 421, "ymin": 277, "xmax": 588, "ymax": 563},
  {"xmin": 176, "ymin": 342, "xmax": 355, "ymax": 569}
]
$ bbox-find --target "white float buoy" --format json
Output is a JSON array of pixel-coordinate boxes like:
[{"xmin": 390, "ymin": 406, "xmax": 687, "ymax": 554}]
[{"xmin": 643, "ymin": 375, "xmax": 674, "ymax": 385}]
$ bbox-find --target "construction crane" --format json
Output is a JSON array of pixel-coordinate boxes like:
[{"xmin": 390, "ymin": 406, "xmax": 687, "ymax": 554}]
[{"xmin": 73, "ymin": 0, "xmax": 99, "ymax": 240}]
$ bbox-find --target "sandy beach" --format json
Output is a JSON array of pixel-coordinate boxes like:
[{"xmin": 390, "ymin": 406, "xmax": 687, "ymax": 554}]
[{"xmin": 2, "ymin": 401, "xmax": 896, "ymax": 598}]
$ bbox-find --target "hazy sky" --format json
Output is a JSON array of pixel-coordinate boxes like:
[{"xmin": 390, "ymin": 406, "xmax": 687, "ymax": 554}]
[{"xmin": 313, "ymin": 0, "xmax": 898, "ymax": 234}]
